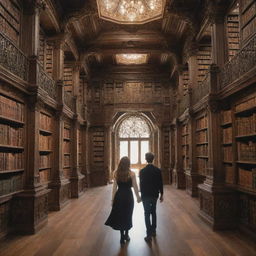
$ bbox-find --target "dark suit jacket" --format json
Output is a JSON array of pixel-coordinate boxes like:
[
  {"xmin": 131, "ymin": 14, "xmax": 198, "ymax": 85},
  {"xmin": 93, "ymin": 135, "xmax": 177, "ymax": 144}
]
[{"xmin": 139, "ymin": 164, "xmax": 163, "ymax": 199}]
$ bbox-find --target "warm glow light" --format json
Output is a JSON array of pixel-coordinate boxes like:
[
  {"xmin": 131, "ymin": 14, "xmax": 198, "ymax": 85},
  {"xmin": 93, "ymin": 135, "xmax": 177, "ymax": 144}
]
[
  {"xmin": 97, "ymin": 0, "xmax": 165, "ymax": 24},
  {"xmin": 116, "ymin": 54, "xmax": 148, "ymax": 65}
]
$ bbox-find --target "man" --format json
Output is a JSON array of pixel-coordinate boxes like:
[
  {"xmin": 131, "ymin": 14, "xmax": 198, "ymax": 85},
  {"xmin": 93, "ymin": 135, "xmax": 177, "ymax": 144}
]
[{"xmin": 139, "ymin": 152, "xmax": 163, "ymax": 242}]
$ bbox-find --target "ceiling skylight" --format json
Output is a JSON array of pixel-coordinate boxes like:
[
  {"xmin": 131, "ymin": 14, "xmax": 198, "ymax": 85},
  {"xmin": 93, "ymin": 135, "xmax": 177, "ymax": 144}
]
[
  {"xmin": 116, "ymin": 54, "xmax": 148, "ymax": 65},
  {"xmin": 96, "ymin": 0, "xmax": 165, "ymax": 24}
]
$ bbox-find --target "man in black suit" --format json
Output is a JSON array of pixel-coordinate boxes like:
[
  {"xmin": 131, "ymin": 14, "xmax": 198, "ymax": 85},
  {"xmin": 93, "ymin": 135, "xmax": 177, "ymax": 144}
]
[{"xmin": 139, "ymin": 152, "xmax": 163, "ymax": 242}]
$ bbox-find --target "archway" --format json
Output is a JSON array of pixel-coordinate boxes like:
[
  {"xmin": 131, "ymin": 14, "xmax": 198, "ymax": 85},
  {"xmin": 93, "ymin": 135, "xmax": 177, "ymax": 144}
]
[{"xmin": 112, "ymin": 113, "xmax": 158, "ymax": 177}]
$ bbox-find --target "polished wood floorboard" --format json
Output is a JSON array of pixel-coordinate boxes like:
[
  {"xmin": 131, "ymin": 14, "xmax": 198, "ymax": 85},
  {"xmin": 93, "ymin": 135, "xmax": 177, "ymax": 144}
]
[{"xmin": 0, "ymin": 185, "xmax": 255, "ymax": 256}]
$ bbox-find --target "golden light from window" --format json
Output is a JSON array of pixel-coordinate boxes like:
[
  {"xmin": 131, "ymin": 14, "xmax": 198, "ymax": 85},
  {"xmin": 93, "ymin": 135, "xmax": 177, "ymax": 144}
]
[
  {"xmin": 96, "ymin": 0, "xmax": 165, "ymax": 24},
  {"xmin": 116, "ymin": 54, "xmax": 148, "ymax": 65}
]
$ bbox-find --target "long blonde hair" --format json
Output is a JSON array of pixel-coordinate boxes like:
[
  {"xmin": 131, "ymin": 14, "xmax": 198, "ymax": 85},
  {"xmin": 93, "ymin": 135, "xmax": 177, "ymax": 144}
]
[{"xmin": 114, "ymin": 156, "xmax": 131, "ymax": 182}]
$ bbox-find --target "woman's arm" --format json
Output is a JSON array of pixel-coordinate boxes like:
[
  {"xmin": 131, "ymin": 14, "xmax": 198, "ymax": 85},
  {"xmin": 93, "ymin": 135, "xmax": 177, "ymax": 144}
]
[{"xmin": 131, "ymin": 172, "xmax": 141, "ymax": 202}]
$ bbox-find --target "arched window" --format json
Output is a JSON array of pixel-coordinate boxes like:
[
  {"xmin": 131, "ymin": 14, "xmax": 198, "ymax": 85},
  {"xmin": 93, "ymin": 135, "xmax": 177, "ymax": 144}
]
[{"xmin": 118, "ymin": 115, "xmax": 151, "ymax": 170}]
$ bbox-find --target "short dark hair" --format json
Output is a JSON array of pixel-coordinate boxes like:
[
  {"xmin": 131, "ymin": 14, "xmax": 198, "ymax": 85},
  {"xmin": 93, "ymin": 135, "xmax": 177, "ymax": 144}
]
[{"xmin": 145, "ymin": 152, "xmax": 154, "ymax": 163}]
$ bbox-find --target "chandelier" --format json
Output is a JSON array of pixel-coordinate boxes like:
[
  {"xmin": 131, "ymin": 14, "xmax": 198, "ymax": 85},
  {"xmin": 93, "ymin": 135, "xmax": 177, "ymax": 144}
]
[
  {"xmin": 116, "ymin": 54, "xmax": 148, "ymax": 65},
  {"xmin": 97, "ymin": 0, "xmax": 165, "ymax": 24}
]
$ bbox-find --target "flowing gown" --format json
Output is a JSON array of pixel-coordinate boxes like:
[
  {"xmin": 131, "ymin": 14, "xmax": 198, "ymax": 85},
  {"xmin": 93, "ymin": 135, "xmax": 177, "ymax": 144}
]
[{"xmin": 105, "ymin": 178, "xmax": 134, "ymax": 230}]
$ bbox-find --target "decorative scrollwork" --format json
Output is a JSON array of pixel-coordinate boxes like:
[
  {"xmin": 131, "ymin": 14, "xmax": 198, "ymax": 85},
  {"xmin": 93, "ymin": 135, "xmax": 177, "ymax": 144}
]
[
  {"xmin": 37, "ymin": 62, "xmax": 57, "ymax": 100},
  {"xmin": 0, "ymin": 32, "xmax": 29, "ymax": 81},
  {"xmin": 220, "ymin": 33, "xmax": 256, "ymax": 88}
]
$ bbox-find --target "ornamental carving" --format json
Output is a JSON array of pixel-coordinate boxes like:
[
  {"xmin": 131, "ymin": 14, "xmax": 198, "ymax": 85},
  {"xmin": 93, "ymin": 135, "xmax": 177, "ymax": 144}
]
[
  {"xmin": 0, "ymin": 32, "xmax": 29, "ymax": 81},
  {"xmin": 37, "ymin": 62, "xmax": 57, "ymax": 100},
  {"xmin": 220, "ymin": 33, "xmax": 256, "ymax": 88}
]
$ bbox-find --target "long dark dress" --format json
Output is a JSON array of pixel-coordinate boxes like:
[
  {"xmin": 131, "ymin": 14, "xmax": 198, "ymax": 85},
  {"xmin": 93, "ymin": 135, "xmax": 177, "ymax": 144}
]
[{"xmin": 105, "ymin": 178, "xmax": 134, "ymax": 230}]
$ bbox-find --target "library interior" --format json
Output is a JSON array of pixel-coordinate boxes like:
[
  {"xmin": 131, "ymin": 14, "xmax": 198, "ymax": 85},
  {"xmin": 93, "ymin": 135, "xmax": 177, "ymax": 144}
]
[{"xmin": 0, "ymin": 0, "xmax": 256, "ymax": 255}]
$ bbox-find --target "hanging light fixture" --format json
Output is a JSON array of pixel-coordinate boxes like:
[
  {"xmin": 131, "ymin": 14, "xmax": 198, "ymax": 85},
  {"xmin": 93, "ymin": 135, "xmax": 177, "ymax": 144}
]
[{"xmin": 97, "ymin": 0, "xmax": 165, "ymax": 24}]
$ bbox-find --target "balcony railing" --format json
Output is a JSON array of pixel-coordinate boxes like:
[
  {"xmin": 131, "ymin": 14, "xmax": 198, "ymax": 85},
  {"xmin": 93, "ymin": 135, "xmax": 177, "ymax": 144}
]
[
  {"xmin": 0, "ymin": 32, "xmax": 29, "ymax": 81},
  {"xmin": 64, "ymin": 91, "xmax": 75, "ymax": 111},
  {"xmin": 37, "ymin": 62, "xmax": 57, "ymax": 100},
  {"xmin": 192, "ymin": 72, "xmax": 210, "ymax": 106},
  {"xmin": 220, "ymin": 33, "xmax": 256, "ymax": 89}
]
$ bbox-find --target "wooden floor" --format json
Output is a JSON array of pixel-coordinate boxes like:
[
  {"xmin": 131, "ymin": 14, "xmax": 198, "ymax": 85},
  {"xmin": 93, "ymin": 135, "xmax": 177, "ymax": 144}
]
[{"xmin": 0, "ymin": 185, "xmax": 255, "ymax": 256}]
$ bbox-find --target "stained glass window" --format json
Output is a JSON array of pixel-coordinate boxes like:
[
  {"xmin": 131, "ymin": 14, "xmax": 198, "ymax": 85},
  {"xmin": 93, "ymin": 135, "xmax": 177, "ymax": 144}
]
[{"xmin": 119, "ymin": 116, "xmax": 150, "ymax": 138}]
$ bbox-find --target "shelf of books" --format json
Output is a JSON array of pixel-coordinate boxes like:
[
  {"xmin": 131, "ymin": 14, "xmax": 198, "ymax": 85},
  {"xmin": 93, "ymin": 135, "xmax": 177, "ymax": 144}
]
[
  {"xmin": 39, "ymin": 112, "xmax": 53, "ymax": 185},
  {"xmin": 221, "ymin": 109, "xmax": 235, "ymax": 185},
  {"xmin": 92, "ymin": 128, "xmax": 104, "ymax": 169},
  {"xmin": 234, "ymin": 95, "xmax": 256, "ymax": 194},
  {"xmin": 195, "ymin": 114, "xmax": 208, "ymax": 177},
  {"xmin": 78, "ymin": 129, "xmax": 82, "ymax": 169},
  {"xmin": 63, "ymin": 123, "xmax": 72, "ymax": 179},
  {"xmin": 181, "ymin": 124, "xmax": 189, "ymax": 171},
  {"xmin": 0, "ymin": 93, "xmax": 24, "ymax": 197}
]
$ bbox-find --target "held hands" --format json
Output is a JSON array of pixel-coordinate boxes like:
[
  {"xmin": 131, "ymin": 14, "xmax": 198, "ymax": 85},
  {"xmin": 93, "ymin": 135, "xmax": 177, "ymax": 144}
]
[{"xmin": 137, "ymin": 196, "xmax": 142, "ymax": 203}]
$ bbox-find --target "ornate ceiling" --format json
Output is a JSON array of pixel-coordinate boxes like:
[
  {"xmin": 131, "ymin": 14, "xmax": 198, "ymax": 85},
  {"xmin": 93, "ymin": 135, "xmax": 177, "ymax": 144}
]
[{"xmin": 50, "ymin": 0, "xmax": 219, "ymax": 79}]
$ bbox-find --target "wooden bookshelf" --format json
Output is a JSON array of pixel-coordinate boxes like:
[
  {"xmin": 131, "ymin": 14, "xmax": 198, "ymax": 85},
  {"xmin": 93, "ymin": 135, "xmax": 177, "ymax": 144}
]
[
  {"xmin": 63, "ymin": 123, "xmax": 72, "ymax": 179},
  {"xmin": 197, "ymin": 44, "xmax": 212, "ymax": 83},
  {"xmin": 181, "ymin": 124, "xmax": 189, "ymax": 171},
  {"xmin": 0, "ymin": 93, "xmax": 24, "ymax": 205},
  {"xmin": 92, "ymin": 128, "xmax": 104, "ymax": 168},
  {"xmin": 39, "ymin": 112, "xmax": 53, "ymax": 184},
  {"xmin": 195, "ymin": 115, "xmax": 208, "ymax": 176},
  {"xmin": 78, "ymin": 129, "xmax": 82, "ymax": 167}
]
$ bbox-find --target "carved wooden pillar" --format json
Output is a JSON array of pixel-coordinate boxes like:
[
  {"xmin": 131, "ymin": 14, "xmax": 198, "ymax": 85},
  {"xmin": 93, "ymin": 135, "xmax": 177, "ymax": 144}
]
[
  {"xmin": 198, "ymin": 67, "xmax": 237, "ymax": 230},
  {"xmin": 12, "ymin": 97, "xmax": 49, "ymax": 234},
  {"xmin": 173, "ymin": 119, "xmax": 185, "ymax": 189}
]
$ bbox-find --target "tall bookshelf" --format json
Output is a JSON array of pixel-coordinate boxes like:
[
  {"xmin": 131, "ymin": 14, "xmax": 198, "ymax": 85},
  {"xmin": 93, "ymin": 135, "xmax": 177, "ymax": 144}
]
[
  {"xmin": 39, "ymin": 111, "xmax": 53, "ymax": 185},
  {"xmin": 63, "ymin": 123, "xmax": 72, "ymax": 179},
  {"xmin": 234, "ymin": 95, "xmax": 256, "ymax": 193},
  {"xmin": 226, "ymin": 5, "xmax": 240, "ymax": 60},
  {"xmin": 181, "ymin": 123, "xmax": 189, "ymax": 171},
  {"xmin": 195, "ymin": 114, "xmax": 208, "ymax": 177},
  {"xmin": 0, "ymin": 93, "xmax": 24, "ymax": 197},
  {"xmin": 78, "ymin": 128, "xmax": 82, "ymax": 169},
  {"xmin": 240, "ymin": 0, "xmax": 256, "ymax": 43},
  {"xmin": 197, "ymin": 45, "xmax": 212, "ymax": 83},
  {"xmin": 221, "ymin": 109, "xmax": 234, "ymax": 184},
  {"xmin": 0, "ymin": 0, "xmax": 21, "ymax": 43}
]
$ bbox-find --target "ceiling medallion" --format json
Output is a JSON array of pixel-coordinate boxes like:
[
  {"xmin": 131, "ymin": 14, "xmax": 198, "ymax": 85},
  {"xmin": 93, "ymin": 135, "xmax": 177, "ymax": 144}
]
[
  {"xmin": 116, "ymin": 54, "xmax": 148, "ymax": 65},
  {"xmin": 96, "ymin": 0, "xmax": 166, "ymax": 24}
]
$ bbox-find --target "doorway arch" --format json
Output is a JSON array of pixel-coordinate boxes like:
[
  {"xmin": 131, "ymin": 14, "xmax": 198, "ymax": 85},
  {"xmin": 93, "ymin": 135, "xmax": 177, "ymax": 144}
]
[{"xmin": 111, "ymin": 113, "xmax": 159, "ymax": 177}]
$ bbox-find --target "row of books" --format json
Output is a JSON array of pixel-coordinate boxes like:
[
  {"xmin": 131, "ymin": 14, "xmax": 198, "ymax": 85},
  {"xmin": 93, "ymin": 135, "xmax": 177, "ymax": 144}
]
[
  {"xmin": 39, "ymin": 135, "xmax": 52, "ymax": 151},
  {"xmin": 196, "ymin": 144, "xmax": 208, "ymax": 156},
  {"xmin": 39, "ymin": 169, "xmax": 50, "ymax": 183},
  {"xmin": 63, "ymin": 141, "xmax": 71, "ymax": 153},
  {"xmin": 0, "ymin": 174, "xmax": 22, "ymax": 196},
  {"xmin": 0, "ymin": 152, "xmax": 23, "ymax": 171},
  {"xmin": 236, "ymin": 114, "xmax": 256, "ymax": 136},
  {"xmin": 221, "ymin": 110, "xmax": 232, "ymax": 124},
  {"xmin": 196, "ymin": 117, "xmax": 208, "ymax": 130},
  {"xmin": 237, "ymin": 141, "xmax": 256, "ymax": 161},
  {"xmin": 93, "ymin": 141, "xmax": 104, "ymax": 147},
  {"xmin": 238, "ymin": 168, "xmax": 256, "ymax": 188},
  {"xmin": 223, "ymin": 127, "xmax": 232, "ymax": 143},
  {"xmin": 1, "ymin": 0, "xmax": 21, "ymax": 21},
  {"xmin": 197, "ymin": 158, "xmax": 208, "ymax": 175},
  {"xmin": 0, "ymin": 95, "xmax": 24, "ymax": 122},
  {"xmin": 182, "ymin": 145, "xmax": 189, "ymax": 156},
  {"xmin": 223, "ymin": 146, "xmax": 233, "ymax": 162},
  {"xmin": 224, "ymin": 165, "xmax": 234, "ymax": 184},
  {"xmin": 40, "ymin": 155, "xmax": 51, "ymax": 169},
  {"xmin": 235, "ymin": 96, "xmax": 256, "ymax": 112},
  {"xmin": 39, "ymin": 113, "xmax": 52, "ymax": 131},
  {"xmin": 196, "ymin": 131, "xmax": 208, "ymax": 143},
  {"xmin": 0, "ymin": 124, "xmax": 23, "ymax": 146},
  {"xmin": 240, "ymin": 0, "xmax": 254, "ymax": 12},
  {"xmin": 63, "ymin": 127, "xmax": 71, "ymax": 139}
]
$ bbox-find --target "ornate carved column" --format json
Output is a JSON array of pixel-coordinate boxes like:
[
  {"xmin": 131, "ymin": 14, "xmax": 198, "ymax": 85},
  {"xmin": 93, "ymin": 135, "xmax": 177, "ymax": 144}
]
[
  {"xmin": 172, "ymin": 119, "xmax": 186, "ymax": 189},
  {"xmin": 198, "ymin": 70, "xmax": 237, "ymax": 229},
  {"xmin": 12, "ymin": 97, "xmax": 49, "ymax": 234}
]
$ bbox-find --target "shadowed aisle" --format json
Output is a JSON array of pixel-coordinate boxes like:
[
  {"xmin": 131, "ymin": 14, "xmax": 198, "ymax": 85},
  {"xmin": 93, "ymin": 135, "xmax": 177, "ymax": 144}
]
[{"xmin": 0, "ymin": 185, "xmax": 255, "ymax": 256}]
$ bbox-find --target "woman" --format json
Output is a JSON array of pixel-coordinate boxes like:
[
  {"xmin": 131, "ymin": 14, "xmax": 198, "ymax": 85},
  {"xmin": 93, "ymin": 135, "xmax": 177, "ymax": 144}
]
[{"xmin": 105, "ymin": 156, "xmax": 141, "ymax": 244}]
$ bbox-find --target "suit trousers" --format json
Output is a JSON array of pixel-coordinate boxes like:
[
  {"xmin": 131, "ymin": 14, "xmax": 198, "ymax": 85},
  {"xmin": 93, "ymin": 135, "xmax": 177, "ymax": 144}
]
[{"xmin": 142, "ymin": 197, "xmax": 158, "ymax": 236}]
